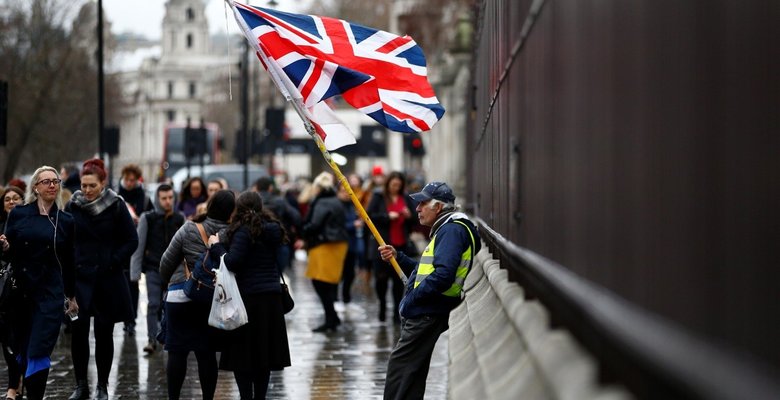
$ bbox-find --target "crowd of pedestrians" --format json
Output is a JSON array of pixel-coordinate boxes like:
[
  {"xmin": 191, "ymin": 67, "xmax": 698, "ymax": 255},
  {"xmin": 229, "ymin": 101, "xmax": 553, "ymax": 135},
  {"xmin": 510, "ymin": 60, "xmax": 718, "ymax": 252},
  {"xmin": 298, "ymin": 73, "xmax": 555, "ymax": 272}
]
[{"xmin": 0, "ymin": 160, "xmax": 476, "ymax": 400}]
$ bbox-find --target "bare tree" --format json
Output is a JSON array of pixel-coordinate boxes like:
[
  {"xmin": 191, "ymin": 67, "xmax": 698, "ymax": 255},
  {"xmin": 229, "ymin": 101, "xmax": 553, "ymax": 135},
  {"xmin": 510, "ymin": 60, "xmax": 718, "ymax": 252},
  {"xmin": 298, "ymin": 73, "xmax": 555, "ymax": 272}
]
[{"xmin": 0, "ymin": 0, "xmax": 122, "ymax": 182}]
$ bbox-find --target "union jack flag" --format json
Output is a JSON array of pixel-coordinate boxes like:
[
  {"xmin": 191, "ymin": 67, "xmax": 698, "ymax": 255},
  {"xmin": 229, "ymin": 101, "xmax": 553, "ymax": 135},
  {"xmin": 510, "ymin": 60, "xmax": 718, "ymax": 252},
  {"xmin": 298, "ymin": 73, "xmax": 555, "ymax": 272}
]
[{"xmin": 230, "ymin": 2, "xmax": 445, "ymax": 149}]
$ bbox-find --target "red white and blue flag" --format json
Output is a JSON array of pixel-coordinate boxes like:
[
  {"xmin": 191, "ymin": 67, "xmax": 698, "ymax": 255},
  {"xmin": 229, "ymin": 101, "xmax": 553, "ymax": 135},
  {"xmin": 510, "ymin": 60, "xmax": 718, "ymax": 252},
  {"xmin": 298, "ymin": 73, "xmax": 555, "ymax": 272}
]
[{"xmin": 230, "ymin": 1, "xmax": 445, "ymax": 150}]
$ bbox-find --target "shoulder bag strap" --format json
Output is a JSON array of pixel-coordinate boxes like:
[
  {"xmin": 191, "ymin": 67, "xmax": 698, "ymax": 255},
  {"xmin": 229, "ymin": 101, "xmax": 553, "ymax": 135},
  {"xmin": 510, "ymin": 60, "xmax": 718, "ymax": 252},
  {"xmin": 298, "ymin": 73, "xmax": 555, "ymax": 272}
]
[
  {"xmin": 195, "ymin": 223, "xmax": 209, "ymax": 246},
  {"xmin": 184, "ymin": 223, "xmax": 209, "ymax": 277}
]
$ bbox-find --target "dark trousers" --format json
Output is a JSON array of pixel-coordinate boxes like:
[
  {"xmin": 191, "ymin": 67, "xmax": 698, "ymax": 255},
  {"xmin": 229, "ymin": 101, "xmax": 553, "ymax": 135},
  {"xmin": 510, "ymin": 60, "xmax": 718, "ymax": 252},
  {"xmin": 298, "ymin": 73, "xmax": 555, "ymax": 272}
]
[
  {"xmin": 23, "ymin": 368, "xmax": 48, "ymax": 400},
  {"xmin": 144, "ymin": 269, "xmax": 163, "ymax": 341},
  {"xmin": 341, "ymin": 252, "xmax": 356, "ymax": 303},
  {"xmin": 373, "ymin": 259, "xmax": 404, "ymax": 320},
  {"xmin": 234, "ymin": 368, "xmax": 271, "ymax": 400},
  {"xmin": 125, "ymin": 270, "xmax": 139, "ymax": 328},
  {"xmin": 312, "ymin": 280, "xmax": 340, "ymax": 327},
  {"xmin": 2, "ymin": 344, "xmax": 20, "ymax": 391},
  {"xmin": 384, "ymin": 315, "xmax": 449, "ymax": 400},
  {"xmin": 71, "ymin": 316, "xmax": 115, "ymax": 384},
  {"xmin": 167, "ymin": 350, "xmax": 218, "ymax": 400}
]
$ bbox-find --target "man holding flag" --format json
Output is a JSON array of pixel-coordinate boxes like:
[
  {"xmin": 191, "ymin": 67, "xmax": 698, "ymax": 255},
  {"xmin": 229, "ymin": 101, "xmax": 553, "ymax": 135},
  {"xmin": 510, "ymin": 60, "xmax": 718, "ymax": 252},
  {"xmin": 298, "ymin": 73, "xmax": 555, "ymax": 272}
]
[{"xmin": 378, "ymin": 182, "xmax": 479, "ymax": 399}]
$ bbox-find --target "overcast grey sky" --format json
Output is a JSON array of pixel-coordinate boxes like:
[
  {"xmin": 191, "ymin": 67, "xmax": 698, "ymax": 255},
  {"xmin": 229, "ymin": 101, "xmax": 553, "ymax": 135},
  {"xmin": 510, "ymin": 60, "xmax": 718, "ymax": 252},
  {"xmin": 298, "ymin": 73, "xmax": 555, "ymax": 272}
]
[{"xmin": 102, "ymin": 0, "xmax": 311, "ymax": 40}]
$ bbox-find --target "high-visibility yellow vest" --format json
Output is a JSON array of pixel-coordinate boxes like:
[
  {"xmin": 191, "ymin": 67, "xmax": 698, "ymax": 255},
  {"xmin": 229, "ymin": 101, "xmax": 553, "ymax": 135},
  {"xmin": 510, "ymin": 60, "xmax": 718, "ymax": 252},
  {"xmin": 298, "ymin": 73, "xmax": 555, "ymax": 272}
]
[{"xmin": 414, "ymin": 220, "xmax": 476, "ymax": 297}]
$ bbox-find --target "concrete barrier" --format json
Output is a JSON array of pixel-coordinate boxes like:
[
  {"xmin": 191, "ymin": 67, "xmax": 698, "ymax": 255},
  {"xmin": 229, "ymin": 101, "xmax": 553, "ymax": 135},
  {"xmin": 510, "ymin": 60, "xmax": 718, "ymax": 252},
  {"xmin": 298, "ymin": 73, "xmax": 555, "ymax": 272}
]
[{"xmin": 449, "ymin": 243, "xmax": 633, "ymax": 400}]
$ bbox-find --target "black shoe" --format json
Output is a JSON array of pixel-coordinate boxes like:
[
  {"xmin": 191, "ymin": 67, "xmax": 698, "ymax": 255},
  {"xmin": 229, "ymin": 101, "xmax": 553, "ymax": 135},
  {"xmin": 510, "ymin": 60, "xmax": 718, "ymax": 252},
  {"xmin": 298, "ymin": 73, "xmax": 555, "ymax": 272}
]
[
  {"xmin": 95, "ymin": 383, "xmax": 108, "ymax": 400},
  {"xmin": 123, "ymin": 323, "xmax": 136, "ymax": 337},
  {"xmin": 142, "ymin": 340, "xmax": 157, "ymax": 354},
  {"xmin": 311, "ymin": 324, "xmax": 336, "ymax": 333},
  {"xmin": 378, "ymin": 308, "xmax": 386, "ymax": 322},
  {"xmin": 67, "ymin": 380, "xmax": 89, "ymax": 400}
]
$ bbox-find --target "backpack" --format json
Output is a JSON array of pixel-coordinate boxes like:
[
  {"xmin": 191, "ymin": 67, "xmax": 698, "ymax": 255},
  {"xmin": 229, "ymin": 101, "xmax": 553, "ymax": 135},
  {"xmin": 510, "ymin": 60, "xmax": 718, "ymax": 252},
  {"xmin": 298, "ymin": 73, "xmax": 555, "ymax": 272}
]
[{"xmin": 183, "ymin": 223, "xmax": 217, "ymax": 304}]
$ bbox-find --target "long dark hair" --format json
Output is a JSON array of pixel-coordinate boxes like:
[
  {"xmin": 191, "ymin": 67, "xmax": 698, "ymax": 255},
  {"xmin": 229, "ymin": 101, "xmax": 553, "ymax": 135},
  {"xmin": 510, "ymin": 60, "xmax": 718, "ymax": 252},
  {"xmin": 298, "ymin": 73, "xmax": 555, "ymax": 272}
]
[
  {"xmin": 383, "ymin": 171, "xmax": 407, "ymax": 204},
  {"xmin": 180, "ymin": 177, "xmax": 206, "ymax": 203},
  {"xmin": 227, "ymin": 191, "xmax": 288, "ymax": 244}
]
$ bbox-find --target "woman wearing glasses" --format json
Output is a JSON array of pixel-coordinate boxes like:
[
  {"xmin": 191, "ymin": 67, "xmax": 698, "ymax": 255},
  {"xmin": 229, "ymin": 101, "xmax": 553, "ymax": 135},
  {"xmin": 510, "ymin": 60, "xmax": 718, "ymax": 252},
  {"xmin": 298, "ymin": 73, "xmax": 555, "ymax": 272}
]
[
  {"xmin": 65, "ymin": 159, "xmax": 138, "ymax": 400},
  {"xmin": 0, "ymin": 167, "xmax": 76, "ymax": 400}
]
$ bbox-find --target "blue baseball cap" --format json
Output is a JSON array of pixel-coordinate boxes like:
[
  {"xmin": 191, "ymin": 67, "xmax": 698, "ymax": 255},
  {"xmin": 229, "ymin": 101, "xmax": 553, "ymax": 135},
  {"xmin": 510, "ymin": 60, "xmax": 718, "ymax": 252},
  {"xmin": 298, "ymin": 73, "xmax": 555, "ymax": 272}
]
[{"xmin": 410, "ymin": 181, "xmax": 455, "ymax": 203}]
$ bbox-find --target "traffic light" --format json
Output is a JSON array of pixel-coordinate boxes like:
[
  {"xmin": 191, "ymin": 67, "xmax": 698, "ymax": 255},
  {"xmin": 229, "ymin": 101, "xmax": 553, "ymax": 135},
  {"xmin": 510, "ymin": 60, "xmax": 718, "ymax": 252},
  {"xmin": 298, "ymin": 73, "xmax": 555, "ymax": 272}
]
[
  {"xmin": 404, "ymin": 132, "xmax": 425, "ymax": 156},
  {"xmin": 186, "ymin": 124, "xmax": 207, "ymax": 158},
  {"xmin": 265, "ymin": 108, "xmax": 285, "ymax": 139},
  {"xmin": 103, "ymin": 126, "xmax": 120, "ymax": 156}
]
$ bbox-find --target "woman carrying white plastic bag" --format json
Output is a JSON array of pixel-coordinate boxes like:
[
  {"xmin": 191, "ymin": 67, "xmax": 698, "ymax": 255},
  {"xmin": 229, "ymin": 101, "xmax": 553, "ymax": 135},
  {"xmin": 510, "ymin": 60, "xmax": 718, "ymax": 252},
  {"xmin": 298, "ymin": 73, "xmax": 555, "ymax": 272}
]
[
  {"xmin": 208, "ymin": 255, "xmax": 248, "ymax": 330},
  {"xmin": 206, "ymin": 191, "xmax": 291, "ymax": 399}
]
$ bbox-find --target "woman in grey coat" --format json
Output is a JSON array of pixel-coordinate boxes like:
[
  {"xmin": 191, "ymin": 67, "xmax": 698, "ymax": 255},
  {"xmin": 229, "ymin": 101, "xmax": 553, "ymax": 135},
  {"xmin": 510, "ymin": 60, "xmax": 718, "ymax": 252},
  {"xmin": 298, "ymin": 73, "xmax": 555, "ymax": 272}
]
[{"xmin": 159, "ymin": 190, "xmax": 235, "ymax": 400}]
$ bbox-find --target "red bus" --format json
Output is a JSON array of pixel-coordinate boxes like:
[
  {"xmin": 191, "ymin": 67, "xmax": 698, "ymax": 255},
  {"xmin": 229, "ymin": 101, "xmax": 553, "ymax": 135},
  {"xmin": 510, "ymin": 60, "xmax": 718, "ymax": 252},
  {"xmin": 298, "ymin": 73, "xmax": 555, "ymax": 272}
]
[{"xmin": 159, "ymin": 122, "xmax": 221, "ymax": 180}]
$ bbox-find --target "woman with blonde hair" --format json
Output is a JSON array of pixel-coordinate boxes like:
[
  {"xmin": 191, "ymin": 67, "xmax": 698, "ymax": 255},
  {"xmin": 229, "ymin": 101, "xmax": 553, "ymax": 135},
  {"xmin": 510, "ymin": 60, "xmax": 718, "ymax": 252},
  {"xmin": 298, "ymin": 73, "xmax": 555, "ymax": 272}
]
[
  {"xmin": 299, "ymin": 172, "xmax": 349, "ymax": 332},
  {"xmin": 0, "ymin": 166, "xmax": 77, "ymax": 400}
]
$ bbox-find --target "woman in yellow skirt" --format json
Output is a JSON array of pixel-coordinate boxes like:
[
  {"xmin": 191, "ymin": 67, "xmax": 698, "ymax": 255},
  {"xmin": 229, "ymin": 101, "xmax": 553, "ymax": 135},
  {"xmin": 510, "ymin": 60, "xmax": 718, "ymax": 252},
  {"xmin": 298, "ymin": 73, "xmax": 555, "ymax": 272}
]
[{"xmin": 299, "ymin": 172, "xmax": 349, "ymax": 332}]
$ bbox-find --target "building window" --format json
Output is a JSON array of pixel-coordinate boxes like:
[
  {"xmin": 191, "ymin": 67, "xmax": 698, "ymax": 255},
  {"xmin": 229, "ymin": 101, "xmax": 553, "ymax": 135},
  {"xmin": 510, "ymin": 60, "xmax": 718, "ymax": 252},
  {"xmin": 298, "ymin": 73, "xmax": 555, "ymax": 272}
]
[
  {"xmin": 186, "ymin": 33, "xmax": 193, "ymax": 49},
  {"xmin": 189, "ymin": 82, "xmax": 196, "ymax": 98},
  {"xmin": 186, "ymin": 8, "xmax": 195, "ymax": 21},
  {"xmin": 167, "ymin": 81, "xmax": 174, "ymax": 99},
  {"xmin": 166, "ymin": 110, "xmax": 175, "ymax": 122}
]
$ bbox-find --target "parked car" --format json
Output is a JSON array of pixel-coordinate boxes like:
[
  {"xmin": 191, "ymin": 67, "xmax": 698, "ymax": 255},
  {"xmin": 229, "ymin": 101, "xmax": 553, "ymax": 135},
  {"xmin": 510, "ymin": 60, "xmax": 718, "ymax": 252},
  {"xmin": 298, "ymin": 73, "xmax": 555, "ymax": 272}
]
[{"xmin": 170, "ymin": 164, "xmax": 270, "ymax": 193}]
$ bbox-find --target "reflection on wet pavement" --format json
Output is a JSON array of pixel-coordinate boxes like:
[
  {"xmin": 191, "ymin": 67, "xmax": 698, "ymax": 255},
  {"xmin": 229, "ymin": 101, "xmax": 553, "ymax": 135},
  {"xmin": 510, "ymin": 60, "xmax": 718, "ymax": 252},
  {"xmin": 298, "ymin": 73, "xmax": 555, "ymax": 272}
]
[{"xmin": 1, "ymin": 260, "xmax": 448, "ymax": 399}]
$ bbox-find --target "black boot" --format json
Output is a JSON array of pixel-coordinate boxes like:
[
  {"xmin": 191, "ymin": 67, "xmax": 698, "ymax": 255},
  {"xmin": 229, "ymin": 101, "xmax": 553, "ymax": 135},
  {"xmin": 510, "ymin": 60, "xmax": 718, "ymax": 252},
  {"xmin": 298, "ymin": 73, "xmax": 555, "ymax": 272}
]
[
  {"xmin": 67, "ymin": 379, "xmax": 89, "ymax": 400},
  {"xmin": 378, "ymin": 306, "xmax": 386, "ymax": 322},
  {"xmin": 95, "ymin": 383, "xmax": 108, "ymax": 400}
]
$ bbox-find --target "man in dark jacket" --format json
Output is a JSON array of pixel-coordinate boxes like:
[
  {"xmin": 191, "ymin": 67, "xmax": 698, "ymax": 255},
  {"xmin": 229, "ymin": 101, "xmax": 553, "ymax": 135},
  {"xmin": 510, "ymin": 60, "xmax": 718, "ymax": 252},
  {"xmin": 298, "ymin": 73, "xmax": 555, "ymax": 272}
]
[
  {"xmin": 117, "ymin": 164, "xmax": 154, "ymax": 336},
  {"xmin": 378, "ymin": 181, "xmax": 480, "ymax": 400},
  {"xmin": 129, "ymin": 184, "xmax": 184, "ymax": 353}
]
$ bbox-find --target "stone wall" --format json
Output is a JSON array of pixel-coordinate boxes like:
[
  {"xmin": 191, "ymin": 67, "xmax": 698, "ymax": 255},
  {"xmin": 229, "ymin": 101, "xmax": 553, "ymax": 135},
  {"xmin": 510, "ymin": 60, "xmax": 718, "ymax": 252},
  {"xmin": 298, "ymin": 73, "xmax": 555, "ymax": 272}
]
[{"xmin": 448, "ymin": 244, "xmax": 633, "ymax": 400}]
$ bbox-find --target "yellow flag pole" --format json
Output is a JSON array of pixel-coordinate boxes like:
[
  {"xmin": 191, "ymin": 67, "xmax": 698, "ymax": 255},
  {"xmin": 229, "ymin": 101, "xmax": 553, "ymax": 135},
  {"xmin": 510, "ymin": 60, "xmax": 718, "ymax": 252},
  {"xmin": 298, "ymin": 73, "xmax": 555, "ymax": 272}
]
[{"xmin": 287, "ymin": 101, "xmax": 409, "ymax": 285}]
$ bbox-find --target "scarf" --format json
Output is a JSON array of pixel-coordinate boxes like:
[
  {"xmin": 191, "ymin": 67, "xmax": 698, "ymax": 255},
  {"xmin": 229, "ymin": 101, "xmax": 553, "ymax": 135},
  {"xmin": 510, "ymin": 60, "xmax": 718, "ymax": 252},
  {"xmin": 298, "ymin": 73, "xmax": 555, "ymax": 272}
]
[{"xmin": 70, "ymin": 188, "xmax": 121, "ymax": 216}]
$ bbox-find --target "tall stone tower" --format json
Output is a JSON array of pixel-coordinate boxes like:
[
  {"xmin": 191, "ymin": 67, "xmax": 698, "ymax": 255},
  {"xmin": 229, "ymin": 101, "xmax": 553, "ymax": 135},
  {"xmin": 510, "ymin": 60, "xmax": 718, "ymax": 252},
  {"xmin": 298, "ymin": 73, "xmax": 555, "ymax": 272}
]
[
  {"xmin": 162, "ymin": 0, "xmax": 210, "ymax": 59},
  {"xmin": 114, "ymin": 0, "xmax": 238, "ymax": 181}
]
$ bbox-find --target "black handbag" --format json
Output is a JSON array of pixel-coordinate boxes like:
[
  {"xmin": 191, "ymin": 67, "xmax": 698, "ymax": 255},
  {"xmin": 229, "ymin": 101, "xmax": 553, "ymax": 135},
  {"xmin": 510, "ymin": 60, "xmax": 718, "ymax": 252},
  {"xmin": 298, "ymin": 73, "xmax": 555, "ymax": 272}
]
[
  {"xmin": 280, "ymin": 273, "xmax": 294, "ymax": 314},
  {"xmin": 0, "ymin": 264, "xmax": 17, "ymax": 311}
]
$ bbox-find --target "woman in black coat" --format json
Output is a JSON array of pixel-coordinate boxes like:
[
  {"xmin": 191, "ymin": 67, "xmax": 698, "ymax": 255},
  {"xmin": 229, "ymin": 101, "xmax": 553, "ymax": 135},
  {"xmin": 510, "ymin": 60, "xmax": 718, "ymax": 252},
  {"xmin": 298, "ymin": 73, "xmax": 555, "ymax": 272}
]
[
  {"xmin": 0, "ymin": 185, "xmax": 24, "ymax": 400},
  {"xmin": 0, "ymin": 166, "xmax": 76, "ymax": 400},
  {"xmin": 207, "ymin": 191, "xmax": 291, "ymax": 399},
  {"xmin": 366, "ymin": 171, "xmax": 417, "ymax": 323},
  {"xmin": 65, "ymin": 159, "xmax": 138, "ymax": 400}
]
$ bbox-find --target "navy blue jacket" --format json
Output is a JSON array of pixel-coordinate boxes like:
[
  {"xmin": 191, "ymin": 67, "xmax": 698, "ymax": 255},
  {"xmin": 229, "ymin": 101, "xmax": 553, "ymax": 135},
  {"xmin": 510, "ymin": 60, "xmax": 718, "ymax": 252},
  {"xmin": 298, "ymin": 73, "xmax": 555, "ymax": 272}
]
[
  {"xmin": 4, "ymin": 203, "xmax": 75, "ymax": 358},
  {"xmin": 67, "ymin": 199, "xmax": 138, "ymax": 322},
  {"xmin": 397, "ymin": 216, "xmax": 480, "ymax": 319},
  {"xmin": 209, "ymin": 223, "xmax": 283, "ymax": 295}
]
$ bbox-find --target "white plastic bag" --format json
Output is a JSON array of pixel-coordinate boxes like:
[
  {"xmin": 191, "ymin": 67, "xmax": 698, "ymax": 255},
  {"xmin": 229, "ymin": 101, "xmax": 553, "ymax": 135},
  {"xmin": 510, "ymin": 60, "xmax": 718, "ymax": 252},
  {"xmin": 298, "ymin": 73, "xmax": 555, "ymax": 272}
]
[{"xmin": 208, "ymin": 255, "xmax": 248, "ymax": 330}]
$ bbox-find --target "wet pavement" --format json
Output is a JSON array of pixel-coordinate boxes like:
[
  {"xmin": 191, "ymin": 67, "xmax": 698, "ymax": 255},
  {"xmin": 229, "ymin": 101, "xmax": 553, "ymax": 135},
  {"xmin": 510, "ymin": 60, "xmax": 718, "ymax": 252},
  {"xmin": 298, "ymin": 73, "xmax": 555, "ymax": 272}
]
[{"xmin": 1, "ymin": 257, "xmax": 449, "ymax": 399}]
